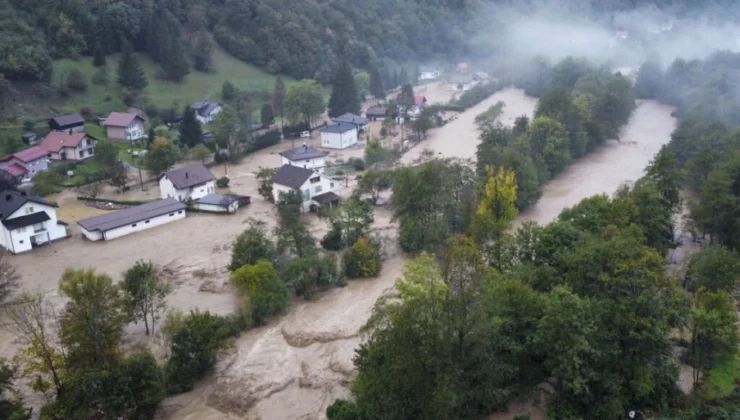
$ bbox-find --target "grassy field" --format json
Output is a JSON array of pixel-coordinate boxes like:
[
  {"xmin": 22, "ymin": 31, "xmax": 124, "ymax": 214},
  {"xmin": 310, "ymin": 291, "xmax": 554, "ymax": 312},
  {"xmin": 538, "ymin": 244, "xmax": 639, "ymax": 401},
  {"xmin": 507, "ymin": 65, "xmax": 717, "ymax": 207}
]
[{"xmin": 53, "ymin": 44, "xmax": 294, "ymax": 118}]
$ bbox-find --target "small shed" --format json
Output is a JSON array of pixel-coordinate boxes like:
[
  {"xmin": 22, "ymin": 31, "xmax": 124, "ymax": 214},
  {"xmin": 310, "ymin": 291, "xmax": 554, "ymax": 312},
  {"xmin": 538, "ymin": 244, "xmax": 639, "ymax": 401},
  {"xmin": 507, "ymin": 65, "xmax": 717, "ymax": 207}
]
[{"xmin": 193, "ymin": 194, "xmax": 249, "ymax": 213}]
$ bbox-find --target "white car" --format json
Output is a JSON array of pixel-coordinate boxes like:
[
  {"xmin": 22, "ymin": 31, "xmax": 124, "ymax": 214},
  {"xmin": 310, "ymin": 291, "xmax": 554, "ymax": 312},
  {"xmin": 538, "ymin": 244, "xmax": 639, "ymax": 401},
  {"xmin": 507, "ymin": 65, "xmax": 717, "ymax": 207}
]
[{"xmin": 300, "ymin": 131, "xmax": 310, "ymax": 138}]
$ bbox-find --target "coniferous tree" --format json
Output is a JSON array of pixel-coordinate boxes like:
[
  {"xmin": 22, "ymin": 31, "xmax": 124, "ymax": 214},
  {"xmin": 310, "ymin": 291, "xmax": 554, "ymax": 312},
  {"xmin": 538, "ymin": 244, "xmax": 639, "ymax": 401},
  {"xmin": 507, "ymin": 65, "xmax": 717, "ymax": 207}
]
[
  {"xmin": 369, "ymin": 66, "xmax": 385, "ymax": 100},
  {"xmin": 180, "ymin": 106, "xmax": 203, "ymax": 147},
  {"xmin": 400, "ymin": 67, "xmax": 410, "ymax": 85},
  {"xmin": 93, "ymin": 44, "xmax": 106, "ymax": 67},
  {"xmin": 192, "ymin": 33, "xmax": 213, "ymax": 72},
  {"xmin": 117, "ymin": 41, "xmax": 148, "ymax": 91},
  {"xmin": 328, "ymin": 60, "xmax": 360, "ymax": 118},
  {"xmin": 272, "ymin": 76, "xmax": 286, "ymax": 127},
  {"xmin": 261, "ymin": 104, "xmax": 274, "ymax": 127},
  {"xmin": 161, "ymin": 35, "xmax": 190, "ymax": 82}
]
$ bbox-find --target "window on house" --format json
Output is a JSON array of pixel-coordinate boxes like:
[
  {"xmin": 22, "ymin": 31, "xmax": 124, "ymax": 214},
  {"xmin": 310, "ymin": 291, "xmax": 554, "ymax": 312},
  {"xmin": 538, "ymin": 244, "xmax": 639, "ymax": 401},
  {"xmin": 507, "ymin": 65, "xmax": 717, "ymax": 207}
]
[
  {"xmin": 310, "ymin": 177, "xmax": 320, "ymax": 184},
  {"xmin": 25, "ymin": 207, "xmax": 34, "ymax": 214},
  {"xmin": 145, "ymin": 220, "xmax": 150, "ymax": 224},
  {"xmin": 17, "ymin": 227, "xmax": 25, "ymax": 233},
  {"xmin": 330, "ymin": 182, "xmax": 335, "ymax": 188},
  {"xmin": 19, "ymin": 240, "xmax": 23, "ymax": 244},
  {"xmin": 132, "ymin": 223, "xmax": 137, "ymax": 227},
  {"xmin": 79, "ymin": 150, "xmax": 85, "ymax": 158},
  {"xmin": 178, "ymin": 210, "xmax": 182, "ymax": 214},
  {"xmin": 303, "ymin": 189, "xmax": 310, "ymax": 198},
  {"xmin": 169, "ymin": 213, "xmax": 174, "ymax": 217},
  {"xmin": 315, "ymin": 185, "xmax": 323, "ymax": 193}
]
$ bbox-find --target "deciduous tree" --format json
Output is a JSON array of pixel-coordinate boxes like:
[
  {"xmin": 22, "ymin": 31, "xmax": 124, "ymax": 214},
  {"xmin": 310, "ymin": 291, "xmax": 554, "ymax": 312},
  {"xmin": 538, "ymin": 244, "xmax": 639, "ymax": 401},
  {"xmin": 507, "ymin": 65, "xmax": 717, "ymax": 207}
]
[
  {"xmin": 121, "ymin": 261, "xmax": 171, "ymax": 335},
  {"xmin": 231, "ymin": 260, "xmax": 289, "ymax": 323},
  {"xmin": 229, "ymin": 220, "xmax": 277, "ymax": 271},
  {"xmin": 285, "ymin": 79, "xmax": 325, "ymax": 126},
  {"xmin": 146, "ymin": 137, "xmax": 180, "ymax": 177}
]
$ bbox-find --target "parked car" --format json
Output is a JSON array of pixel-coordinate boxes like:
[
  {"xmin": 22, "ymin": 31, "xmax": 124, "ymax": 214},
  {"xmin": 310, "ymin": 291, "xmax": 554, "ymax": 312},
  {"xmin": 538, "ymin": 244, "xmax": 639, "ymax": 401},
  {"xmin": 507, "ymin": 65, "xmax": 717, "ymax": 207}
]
[{"xmin": 300, "ymin": 131, "xmax": 310, "ymax": 138}]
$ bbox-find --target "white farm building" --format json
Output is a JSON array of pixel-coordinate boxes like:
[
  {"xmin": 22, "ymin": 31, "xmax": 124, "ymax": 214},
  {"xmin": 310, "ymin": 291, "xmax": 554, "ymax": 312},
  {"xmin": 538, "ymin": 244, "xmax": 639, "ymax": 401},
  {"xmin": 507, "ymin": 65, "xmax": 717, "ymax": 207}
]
[
  {"xmin": 320, "ymin": 122, "xmax": 358, "ymax": 150},
  {"xmin": 77, "ymin": 198, "xmax": 187, "ymax": 241}
]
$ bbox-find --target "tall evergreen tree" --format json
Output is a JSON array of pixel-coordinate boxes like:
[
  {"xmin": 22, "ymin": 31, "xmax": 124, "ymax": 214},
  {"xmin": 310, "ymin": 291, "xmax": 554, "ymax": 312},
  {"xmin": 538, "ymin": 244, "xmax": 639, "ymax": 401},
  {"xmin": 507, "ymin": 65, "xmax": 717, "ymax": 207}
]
[
  {"xmin": 180, "ymin": 106, "xmax": 203, "ymax": 147},
  {"xmin": 161, "ymin": 35, "xmax": 190, "ymax": 82},
  {"xmin": 369, "ymin": 66, "xmax": 385, "ymax": 100},
  {"xmin": 192, "ymin": 33, "xmax": 213, "ymax": 72},
  {"xmin": 93, "ymin": 44, "xmax": 106, "ymax": 67},
  {"xmin": 328, "ymin": 60, "xmax": 360, "ymax": 118},
  {"xmin": 117, "ymin": 41, "xmax": 148, "ymax": 91},
  {"xmin": 261, "ymin": 104, "xmax": 274, "ymax": 127},
  {"xmin": 272, "ymin": 76, "xmax": 286, "ymax": 127},
  {"xmin": 400, "ymin": 68, "xmax": 410, "ymax": 85}
]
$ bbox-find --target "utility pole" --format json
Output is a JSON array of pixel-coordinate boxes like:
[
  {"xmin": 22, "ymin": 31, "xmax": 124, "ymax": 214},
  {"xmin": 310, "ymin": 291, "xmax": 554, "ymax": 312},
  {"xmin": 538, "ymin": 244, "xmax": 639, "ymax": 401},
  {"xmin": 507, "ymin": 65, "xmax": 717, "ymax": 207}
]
[{"xmin": 137, "ymin": 155, "xmax": 144, "ymax": 190}]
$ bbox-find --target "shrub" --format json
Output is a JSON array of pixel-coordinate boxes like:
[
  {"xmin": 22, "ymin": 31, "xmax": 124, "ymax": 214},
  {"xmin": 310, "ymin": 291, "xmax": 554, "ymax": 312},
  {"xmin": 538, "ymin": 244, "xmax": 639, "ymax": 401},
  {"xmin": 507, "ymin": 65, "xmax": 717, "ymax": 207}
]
[
  {"xmin": 231, "ymin": 260, "xmax": 289, "ymax": 323},
  {"xmin": 380, "ymin": 126, "xmax": 388, "ymax": 137},
  {"xmin": 335, "ymin": 169, "xmax": 345, "ymax": 176},
  {"xmin": 280, "ymin": 255, "xmax": 341, "ymax": 298},
  {"xmin": 229, "ymin": 220, "xmax": 276, "ymax": 271},
  {"xmin": 351, "ymin": 157, "xmax": 365, "ymax": 171},
  {"xmin": 327, "ymin": 399, "xmax": 361, "ymax": 420},
  {"xmin": 214, "ymin": 151, "xmax": 228, "ymax": 164},
  {"xmin": 66, "ymin": 68, "xmax": 88, "ymax": 92},
  {"xmin": 321, "ymin": 226, "xmax": 343, "ymax": 251},
  {"xmin": 222, "ymin": 80, "xmax": 236, "ymax": 101},
  {"xmin": 343, "ymin": 237, "xmax": 381, "ymax": 278},
  {"xmin": 216, "ymin": 176, "xmax": 230, "ymax": 188},
  {"xmin": 79, "ymin": 106, "xmax": 92, "ymax": 119},
  {"xmin": 145, "ymin": 104, "xmax": 159, "ymax": 120}
]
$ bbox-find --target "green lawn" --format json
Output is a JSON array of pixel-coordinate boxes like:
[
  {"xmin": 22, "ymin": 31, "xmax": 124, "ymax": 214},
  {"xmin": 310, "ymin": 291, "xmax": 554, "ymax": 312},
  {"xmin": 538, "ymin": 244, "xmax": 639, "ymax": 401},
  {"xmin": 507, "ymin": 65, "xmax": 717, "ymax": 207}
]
[{"xmin": 53, "ymin": 44, "xmax": 295, "ymax": 117}]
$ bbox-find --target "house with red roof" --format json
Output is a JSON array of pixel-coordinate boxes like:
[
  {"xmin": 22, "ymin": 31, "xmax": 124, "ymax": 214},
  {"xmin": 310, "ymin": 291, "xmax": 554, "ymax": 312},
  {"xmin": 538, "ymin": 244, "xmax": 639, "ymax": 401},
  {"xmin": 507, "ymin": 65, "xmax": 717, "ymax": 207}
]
[
  {"xmin": 0, "ymin": 146, "xmax": 50, "ymax": 181},
  {"xmin": 102, "ymin": 112, "xmax": 146, "ymax": 142},
  {"xmin": 40, "ymin": 131, "xmax": 97, "ymax": 161}
]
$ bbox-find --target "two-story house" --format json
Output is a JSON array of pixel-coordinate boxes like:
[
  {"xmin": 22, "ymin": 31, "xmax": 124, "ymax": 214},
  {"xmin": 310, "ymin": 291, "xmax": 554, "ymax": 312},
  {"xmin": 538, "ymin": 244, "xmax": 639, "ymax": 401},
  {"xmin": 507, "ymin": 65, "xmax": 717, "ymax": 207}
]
[
  {"xmin": 102, "ymin": 112, "xmax": 146, "ymax": 142},
  {"xmin": 271, "ymin": 165, "xmax": 340, "ymax": 212},
  {"xmin": 191, "ymin": 101, "xmax": 222, "ymax": 124},
  {"xmin": 0, "ymin": 146, "xmax": 50, "ymax": 181},
  {"xmin": 279, "ymin": 144, "xmax": 327, "ymax": 173},
  {"xmin": 39, "ymin": 131, "xmax": 97, "ymax": 161},
  {"xmin": 320, "ymin": 122, "xmax": 358, "ymax": 150},
  {"xmin": 159, "ymin": 163, "xmax": 216, "ymax": 202},
  {"xmin": 0, "ymin": 190, "xmax": 68, "ymax": 253}
]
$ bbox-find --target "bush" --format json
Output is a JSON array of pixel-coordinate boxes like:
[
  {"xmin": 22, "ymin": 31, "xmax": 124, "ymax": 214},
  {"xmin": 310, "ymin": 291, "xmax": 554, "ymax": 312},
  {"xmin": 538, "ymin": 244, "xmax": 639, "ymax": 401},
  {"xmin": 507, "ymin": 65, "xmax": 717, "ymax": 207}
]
[
  {"xmin": 214, "ymin": 151, "xmax": 228, "ymax": 164},
  {"xmin": 79, "ymin": 106, "xmax": 92, "ymax": 119},
  {"xmin": 222, "ymin": 80, "xmax": 237, "ymax": 101},
  {"xmin": 164, "ymin": 310, "xmax": 231, "ymax": 393},
  {"xmin": 216, "ymin": 176, "xmax": 230, "ymax": 188},
  {"xmin": 280, "ymin": 255, "xmax": 341, "ymax": 298},
  {"xmin": 66, "ymin": 68, "xmax": 88, "ymax": 92},
  {"xmin": 321, "ymin": 226, "xmax": 344, "ymax": 251},
  {"xmin": 231, "ymin": 260, "xmax": 289, "ymax": 323},
  {"xmin": 229, "ymin": 221, "xmax": 276, "ymax": 271},
  {"xmin": 144, "ymin": 104, "xmax": 159, "ymax": 120},
  {"xmin": 327, "ymin": 399, "xmax": 361, "ymax": 420},
  {"xmin": 343, "ymin": 237, "xmax": 381, "ymax": 278},
  {"xmin": 380, "ymin": 126, "xmax": 388, "ymax": 137},
  {"xmin": 351, "ymin": 157, "xmax": 365, "ymax": 171}
]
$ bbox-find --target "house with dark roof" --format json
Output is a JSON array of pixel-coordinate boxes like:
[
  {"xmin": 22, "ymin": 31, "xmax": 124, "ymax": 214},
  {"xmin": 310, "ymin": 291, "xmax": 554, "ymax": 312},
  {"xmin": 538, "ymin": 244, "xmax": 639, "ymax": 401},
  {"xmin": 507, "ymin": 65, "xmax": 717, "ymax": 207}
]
[
  {"xmin": 193, "ymin": 193, "xmax": 250, "ymax": 213},
  {"xmin": 365, "ymin": 106, "xmax": 388, "ymax": 121},
  {"xmin": 332, "ymin": 113, "xmax": 369, "ymax": 132},
  {"xmin": 102, "ymin": 112, "xmax": 146, "ymax": 142},
  {"xmin": 320, "ymin": 122, "xmax": 358, "ymax": 150},
  {"xmin": 279, "ymin": 144, "xmax": 327, "ymax": 172},
  {"xmin": 40, "ymin": 131, "xmax": 97, "ymax": 161},
  {"xmin": 271, "ymin": 165, "xmax": 340, "ymax": 212},
  {"xmin": 77, "ymin": 198, "xmax": 187, "ymax": 241},
  {"xmin": 48, "ymin": 114, "xmax": 85, "ymax": 132},
  {"xmin": 191, "ymin": 101, "xmax": 222, "ymax": 124},
  {"xmin": 0, "ymin": 190, "xmax": 68, "ymax": 253},
  {"xmin": 159, "ymin": 163, "xmax": 216, "ymax": 202}
]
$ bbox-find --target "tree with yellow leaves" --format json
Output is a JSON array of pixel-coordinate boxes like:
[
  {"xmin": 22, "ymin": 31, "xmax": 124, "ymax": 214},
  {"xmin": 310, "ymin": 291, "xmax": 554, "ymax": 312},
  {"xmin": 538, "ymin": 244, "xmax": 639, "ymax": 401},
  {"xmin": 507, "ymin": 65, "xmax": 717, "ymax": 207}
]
[{"xmin": 471, "ymin": 165, "xmax": 518, "ymax": 268}]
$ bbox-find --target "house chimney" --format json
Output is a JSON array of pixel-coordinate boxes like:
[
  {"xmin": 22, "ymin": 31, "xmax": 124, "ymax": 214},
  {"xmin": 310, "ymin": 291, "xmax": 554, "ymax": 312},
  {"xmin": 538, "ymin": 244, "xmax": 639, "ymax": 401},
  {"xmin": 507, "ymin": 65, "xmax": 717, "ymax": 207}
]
[
  {"xmin": 185, "ymin": 172, "xmax": 189, "ymax": 179},
  {"xmin": 68, "ymin": 129, "xmax": 72, "ymax": 135},
  {"xmin": 5, "ymin": 194, "xmax": 11, "ymax": 201},
  {"xmin": 303, "ymin": 143, "xmax": 307, "ymax": 151}
]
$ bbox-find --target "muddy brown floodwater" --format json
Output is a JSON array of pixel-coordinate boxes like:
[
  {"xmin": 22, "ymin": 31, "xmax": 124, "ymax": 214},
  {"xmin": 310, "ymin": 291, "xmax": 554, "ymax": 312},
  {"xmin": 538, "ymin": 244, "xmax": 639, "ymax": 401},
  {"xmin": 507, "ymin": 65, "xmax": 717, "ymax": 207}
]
[{"xmin": 0, "ymin": 86, "xmax": 677, "ymax": 420}]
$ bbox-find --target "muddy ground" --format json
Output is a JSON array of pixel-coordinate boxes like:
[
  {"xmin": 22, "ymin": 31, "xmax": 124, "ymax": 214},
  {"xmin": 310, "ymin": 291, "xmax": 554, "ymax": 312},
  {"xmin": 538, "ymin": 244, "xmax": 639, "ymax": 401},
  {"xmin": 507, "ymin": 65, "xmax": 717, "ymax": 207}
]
[{"xmin": 0, "ymin": 83, "xmax": 681, "ymax": 419}]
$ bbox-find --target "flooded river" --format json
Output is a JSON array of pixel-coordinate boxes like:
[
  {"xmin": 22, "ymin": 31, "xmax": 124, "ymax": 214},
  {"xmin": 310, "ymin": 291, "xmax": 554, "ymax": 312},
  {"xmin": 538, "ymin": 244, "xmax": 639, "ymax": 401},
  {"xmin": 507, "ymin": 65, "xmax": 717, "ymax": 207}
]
[{"xmin": 164, "ymin": 90, "xmax": 677, "ymax": 420}]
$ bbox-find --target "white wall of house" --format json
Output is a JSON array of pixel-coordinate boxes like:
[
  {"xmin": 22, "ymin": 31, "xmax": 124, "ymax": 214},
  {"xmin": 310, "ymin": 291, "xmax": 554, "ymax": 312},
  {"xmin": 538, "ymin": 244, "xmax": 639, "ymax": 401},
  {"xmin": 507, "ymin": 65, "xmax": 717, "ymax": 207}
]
[
  {"xmin": 83, "ymin": 209, "xmax": 186, "ymax": 241},
  {"xmin": 159, "ymin": 177, "xmax": 216, "ymax": 201},
  {"xmin": 321, "ymin": 129, "xmax": 358, "ymax": 150},
  {"xmin": 420, "ymin": 71, "xmax": 439, "ymax": 80},
  {"xmin": 272, "ymin": 173, "xmax": 337, "ymax": 212},
  {"xmin": 193, "ymin": 201, "xmax": 239, "ymax": 213},
  {"xmin": 0, "ymin": 203, "xmax": 67, "ymax": 253},
  {"xmin": 281, "ymin": 156, "xmax": 326, "ymax": 172}
]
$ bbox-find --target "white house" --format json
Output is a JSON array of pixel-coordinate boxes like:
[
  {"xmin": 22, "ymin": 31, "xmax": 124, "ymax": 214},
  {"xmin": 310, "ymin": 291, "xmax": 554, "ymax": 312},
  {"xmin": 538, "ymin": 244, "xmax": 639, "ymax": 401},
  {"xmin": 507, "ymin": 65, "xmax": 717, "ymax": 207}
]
[
  {"xmin": 159, "ymin": 163, "xmax": 216, "ymax": 202},
  {"xmin": 0, "ymin": 190, "xmax": 68, "ymax": 253},
  {"xmin": 191, "ymin": 101, "xmax": 222, "ymax": 124},
  {"xmin": 447, "ymin": 73, "xmax": 475, "ymax": 92},
  {"xmin": 193, "ymin": 194, "xmax": 247, "ymax": 213},
  {"xmin": 320, "ymin": 122, "xmax": 358, "ymax": 150},
  {"xmin": 271, "ymin": 165, "xmax": 340, "ymax": 212},
  {"xmin": 332, "ymin": 113, "xmax": 370, "ymax": 132},
  {"xmin": 419, "ymin": 65, "xmax": 440, "ymax": 80},
  {"xmin": 279, "ymin": 144, "xmax": 327, "ymax": 173},
  {"xmin": 77, "ymin": 198, "xmax": 187, "ymax": 241}
]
